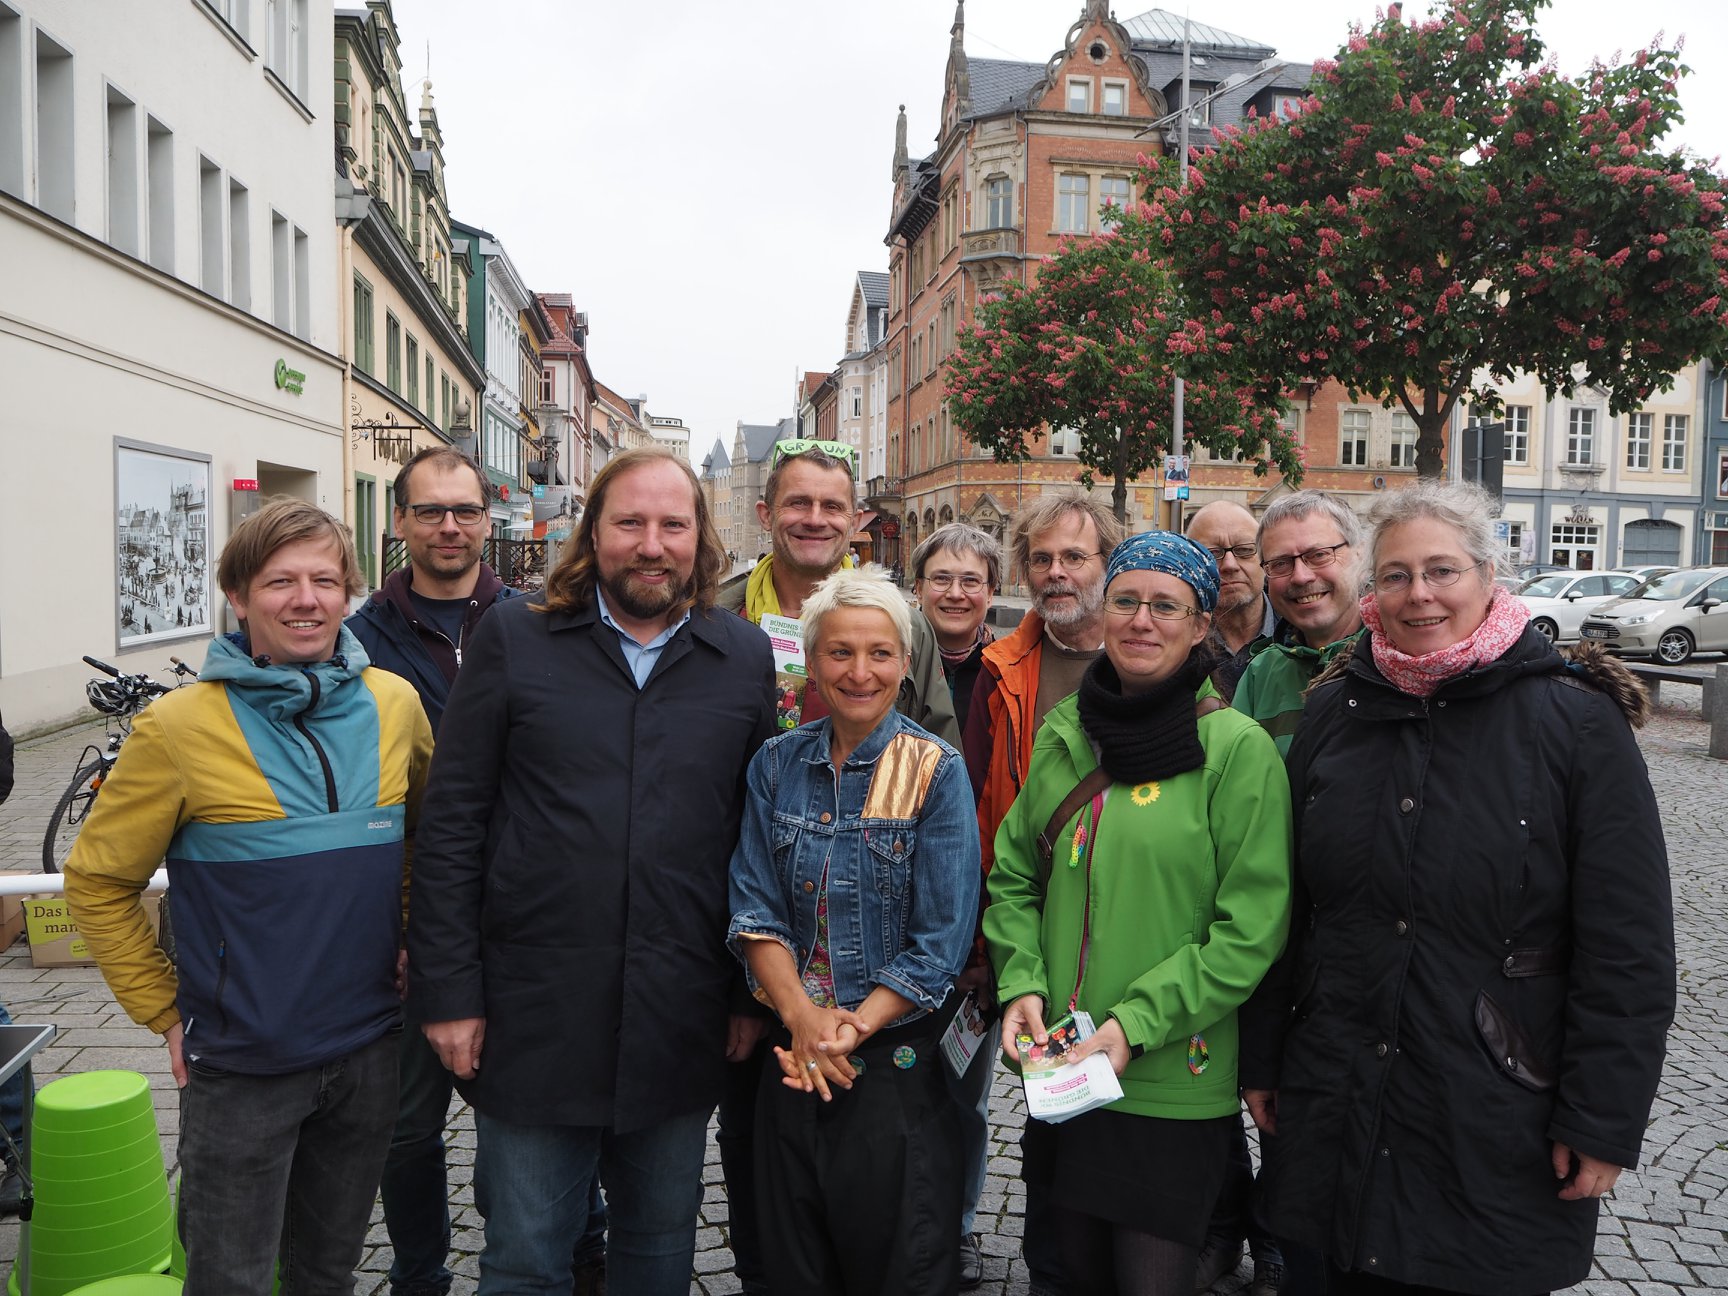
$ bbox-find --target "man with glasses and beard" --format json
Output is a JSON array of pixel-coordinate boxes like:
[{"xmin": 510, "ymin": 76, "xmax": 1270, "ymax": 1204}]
[
  {"xmin": 407, "ymin": 448, "xmax": 776, "ymax": 1295},
  {"xmin": 961, "ymin": 492, "xmax": 1123, "ymax": 1296}
]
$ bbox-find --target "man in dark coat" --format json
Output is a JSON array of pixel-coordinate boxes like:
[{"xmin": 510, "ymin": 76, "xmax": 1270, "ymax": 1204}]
[{"xmin": 408, "ymin": 447, "xmax": 776, "ymax": 1295}]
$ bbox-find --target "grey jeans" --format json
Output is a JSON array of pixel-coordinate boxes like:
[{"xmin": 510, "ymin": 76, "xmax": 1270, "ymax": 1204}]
[{"xmin": 179, "ymin": 1029, "xmax": 400, "ymax": 1295}]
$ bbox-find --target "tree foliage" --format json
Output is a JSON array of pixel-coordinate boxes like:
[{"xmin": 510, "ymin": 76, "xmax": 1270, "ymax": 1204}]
[
  {"xmin": 1145, "ymin": 0, "xmax": 1728, "ymax": 477},
  {"xmin": 945, "ymin": 228, "xmax": 1299, "ymax": 523}
]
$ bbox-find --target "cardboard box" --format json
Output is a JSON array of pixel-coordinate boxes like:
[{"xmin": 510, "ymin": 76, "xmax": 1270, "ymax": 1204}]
[
  {"xmin": 0, "ymin": 868, "xmax": 34, "ymax": 949},
  {"xmin": 24, "ymin": 894, "xmax": 162, "ymax": 968}
]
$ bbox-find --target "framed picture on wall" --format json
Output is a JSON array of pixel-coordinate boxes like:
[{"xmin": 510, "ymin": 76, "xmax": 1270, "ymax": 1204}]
[
  {"xmin": 115, "ymin": 439, "xmax": 212, "ymax": 649},
  {"xmin": 1718, "ymin": 448, "xmax": 1728, "ymax": 499}
]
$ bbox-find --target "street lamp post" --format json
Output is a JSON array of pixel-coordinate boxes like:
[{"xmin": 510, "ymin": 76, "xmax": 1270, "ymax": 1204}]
[{"xmin": 1138, "ymin": 46, "xmax": 1286, "ymax": 530}]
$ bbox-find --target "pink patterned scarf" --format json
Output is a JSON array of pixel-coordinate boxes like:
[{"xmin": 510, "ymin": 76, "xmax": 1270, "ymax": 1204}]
[{"xmin": 1359, "ymin": 585, "xmax": 1531, "ymax": 698}]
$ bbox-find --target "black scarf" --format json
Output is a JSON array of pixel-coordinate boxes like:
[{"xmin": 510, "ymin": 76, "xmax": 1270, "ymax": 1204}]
[{"xmin": 1075, "ymin": 648, "xmax": 1212, "ymax": 784}]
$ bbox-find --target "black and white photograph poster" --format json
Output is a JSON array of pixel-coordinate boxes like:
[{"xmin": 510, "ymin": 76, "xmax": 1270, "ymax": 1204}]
[{"xmin": 115, "ymin": 439, "xmax": 212, "ymax": 648}]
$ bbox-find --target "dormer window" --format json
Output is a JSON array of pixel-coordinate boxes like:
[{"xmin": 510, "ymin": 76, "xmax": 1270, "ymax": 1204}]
[
  {"xmin": 1102, "ymin": 81, "xmax": 1127, "ymax": 116},
  {"xmin": 1067, "ymin": 79, "xmax": 1092, "ymax": 114}
]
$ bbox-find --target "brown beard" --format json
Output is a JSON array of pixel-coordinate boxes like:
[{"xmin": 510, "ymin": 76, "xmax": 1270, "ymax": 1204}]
[{"xmin": 604, "ymin": 567, "xmax": 688, "ymax": 621}]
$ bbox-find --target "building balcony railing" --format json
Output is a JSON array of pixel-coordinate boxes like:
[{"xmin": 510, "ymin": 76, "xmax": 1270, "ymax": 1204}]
[
  {"xmin": 865, "ymin": 475, "xmax": 903, "ymax": 502},
  {"xmin": 961, "ymin": 227, "xmax": 1021, "ymax": 261}
]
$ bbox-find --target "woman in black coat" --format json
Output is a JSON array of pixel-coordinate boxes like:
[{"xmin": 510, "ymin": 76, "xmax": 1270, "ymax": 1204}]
[{"xmin": 1242, "ymin": 479, "xmax": 1674, "ymax": 1296}]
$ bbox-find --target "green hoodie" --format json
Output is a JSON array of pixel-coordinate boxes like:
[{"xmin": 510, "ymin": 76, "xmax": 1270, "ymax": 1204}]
[{"xmin": 983, "ymin": 691, "xmax": 1292, "ymax": 1119}]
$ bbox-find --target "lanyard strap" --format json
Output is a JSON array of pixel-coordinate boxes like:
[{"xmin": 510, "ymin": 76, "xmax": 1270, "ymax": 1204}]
[{"xmin": 1068, "ymin": 789, "xmax": 1108, "ymax": 1017}]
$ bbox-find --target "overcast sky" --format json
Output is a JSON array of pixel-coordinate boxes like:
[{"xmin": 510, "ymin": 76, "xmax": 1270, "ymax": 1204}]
[{"xmin": 388, "ymin": 0, "xmax": 1728, "ymax": 461}]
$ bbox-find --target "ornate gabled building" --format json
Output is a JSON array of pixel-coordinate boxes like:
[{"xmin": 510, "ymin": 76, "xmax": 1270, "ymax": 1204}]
[
  {"xmin": 871, "ymin": 2, "xmax": 1383, "ymax": 570},
  {"xmin": 336, "ymin": 2, "xmax": 486, "ymax": 579},
  {"xmin": 533, "ymin": 292, "xmax": 597, "ymax": 525},
  {"xmin": 839, "ymin": 270, "xmax": 892, "ymax": 486}
]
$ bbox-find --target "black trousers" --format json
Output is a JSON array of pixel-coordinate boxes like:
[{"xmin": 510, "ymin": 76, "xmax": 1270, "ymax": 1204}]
[{"xmin": 755, "ymin": 1028, "xmax": 962, "ymax": 1296}]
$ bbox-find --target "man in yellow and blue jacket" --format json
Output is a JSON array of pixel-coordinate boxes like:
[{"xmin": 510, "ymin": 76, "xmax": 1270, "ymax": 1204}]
[{"xmin": 66, "ymin": 497, "xmax": 433, "ymax": 1295}]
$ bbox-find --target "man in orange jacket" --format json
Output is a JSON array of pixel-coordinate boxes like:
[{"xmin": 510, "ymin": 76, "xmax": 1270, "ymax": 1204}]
[{"xmin": 960, "ymin": 491, "xmax": 1121, "ymax": 1295}]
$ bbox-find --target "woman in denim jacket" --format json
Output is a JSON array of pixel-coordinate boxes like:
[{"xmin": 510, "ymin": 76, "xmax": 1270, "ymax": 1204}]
[{"xmin": 728, "ymin": 565, "xmax": 980, "ymax": 1295}]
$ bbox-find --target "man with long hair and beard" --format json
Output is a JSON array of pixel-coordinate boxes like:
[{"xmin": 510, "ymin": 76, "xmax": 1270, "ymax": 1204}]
[{"xmin": 407, "ymin": 447, "xmax": 776, "ymax": 1295}]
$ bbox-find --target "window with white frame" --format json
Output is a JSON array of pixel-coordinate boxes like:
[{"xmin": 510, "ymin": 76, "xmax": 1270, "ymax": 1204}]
[
  {"xmin": 106, "ymin": 85, "xmax": 140, "ymax": 257},
  {"xmin": 1550, "ymin": 523, "xmax": 1600, "ymax": 561},
  {"xmin": 1503, "ymin": 522, "xmax": 1525, "ymax": 561},
  {"xmin": 1566, "ymin": 408, "xmax": 1596, "ymax": 466},
  {"xmin": 1057, "ymin": 173, "xmax": 1090, "ymax": 233},
  {"xmin": 1101, "ymin": 81, "xmax": 1127, "ymax": 116},
  {"xmin": 1662, "ymin": 415, "xmax": 1688, "ymax": 472},
  {"xmin": 34, "ymin": 28, "xmax": 74, "ymax": 222},
  {"xmin": 1340, "ymin": 409, "xmax": 1369, "ymax": 466},
  {"xmin": 851, "ymin": 387, "xmax": 862, "ymax": 418},
  {"xmin": 1503, "ymin": 404, "xmax": 1529, "ymax": 465},
  {"xmin": 1625, "ymin": 412, "xmax": 1651, "ymax": 469},
  {"xmin": 1100, "ymin": 176, "xmax": 1131, "ymax": 229},
  {"xmin": 1389, "ymin": 413, "xmax": 1417, "ymax": 468},
  {"xmin": 266, "ymin": 0, "xmax": 308, "ymax": 101},
  {"xmin": 540, "ymin": 366, "xmax": 554, "ymax": 405},
  {"xmin": 1049, "ymin": 426, "xmax": 1080, "ymax": 458},
  {"xmin": 201, "ymin": 0, "xmax": 249, "ymax": 44},
  {"xmin": 984, "ymin": 174, "xmax": 1012, "ymax": 229},
  {"xmin": 1067, "ymin": 79, "xmax": 1091, "ymax": 114}
]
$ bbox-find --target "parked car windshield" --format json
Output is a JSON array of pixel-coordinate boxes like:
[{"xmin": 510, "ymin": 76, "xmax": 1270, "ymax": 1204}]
[
  {"xmin": 1520, "ymin": 575, "xmax": 1573, "ymax": 599},
  {"xmin": 1628, "ymin": 570, "xmax": 1713, "ymax": 601}
]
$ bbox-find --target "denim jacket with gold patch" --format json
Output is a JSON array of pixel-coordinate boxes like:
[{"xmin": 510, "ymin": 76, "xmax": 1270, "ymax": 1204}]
[{"xmin": 727, "ymin": 709, "xmax": 979, "ymax": 1025}]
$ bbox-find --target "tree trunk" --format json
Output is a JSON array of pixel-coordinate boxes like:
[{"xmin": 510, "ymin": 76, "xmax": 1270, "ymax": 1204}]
[
  {"xmin": 1111, "ymin": 432, "xmax": 1130, "ymax": 524},
  {"xmin": 1416, "ymin": 406, "xmax": 1449, "ymax": 480}
]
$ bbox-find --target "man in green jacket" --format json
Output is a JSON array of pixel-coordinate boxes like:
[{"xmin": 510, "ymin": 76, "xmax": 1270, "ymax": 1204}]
[{"xmin": 1233, "ymin": 492, "xmax": 1367, "ymax": 757}]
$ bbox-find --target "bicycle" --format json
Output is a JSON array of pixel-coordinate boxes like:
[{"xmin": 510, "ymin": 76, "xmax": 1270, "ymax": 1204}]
[{"xmin": 41, "ymin": 654, "xmax": 197, "ymax": 873}]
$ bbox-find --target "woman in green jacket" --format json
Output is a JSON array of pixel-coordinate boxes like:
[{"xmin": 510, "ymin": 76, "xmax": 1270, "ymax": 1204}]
[{"xmin": 984, "ymin": 530, "xmax": 1292, "ymax": 1296}]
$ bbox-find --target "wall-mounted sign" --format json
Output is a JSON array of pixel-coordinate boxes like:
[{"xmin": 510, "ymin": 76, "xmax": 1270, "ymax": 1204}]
[
  {"xmin": 233, "ymin": 478, "xmax": 259, "ymax": 492},
  {"xmin": 274, "ymin": 359, "xmax": 306, "ymax": 395}
]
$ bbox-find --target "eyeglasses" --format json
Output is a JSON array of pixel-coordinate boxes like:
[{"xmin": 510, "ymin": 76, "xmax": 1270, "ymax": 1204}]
[
  {"xmin": 1205, "ymin": 543, "xmax": 1259, "ymax": 565},
  {"xmin": 770, "ymin": 438, "xmax": 860, "ymax": 474},
  {"xmin": 1027, "ymin": 549, "xmax": 1101, "ymax": 573},
  {"xmin": 1104, "ymin": 595, "xmax": 1201, "ymax": 620},
  {"xmin": 1372, "ymin": 560, "xmax": 1486, "ymax": 593},
  {"xmin": 923, "ymin": 573, "xmax": 987, "ymax": 594},
  {"xmin": 406, "ymin": 503, "xmax": 487, "ymax": 525},
  {"xmin": 1264, "ymin": 542, "xmax": 1350, "ymax": 578}
]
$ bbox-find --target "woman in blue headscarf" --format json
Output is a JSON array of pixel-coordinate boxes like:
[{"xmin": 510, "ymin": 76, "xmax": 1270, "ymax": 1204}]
[{"xmin": 984, "ymin": 531, "xmax": 1293, "ymax": 1295}]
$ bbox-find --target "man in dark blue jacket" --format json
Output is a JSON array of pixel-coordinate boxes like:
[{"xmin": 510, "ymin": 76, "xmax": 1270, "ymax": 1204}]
[
  {"xmin": 348, "ymin": 446, "xmax": 606, "ymax": 1296},
  {"xmin": 348, "ymin": 447, "xmax": 521, "ymax": 734}
]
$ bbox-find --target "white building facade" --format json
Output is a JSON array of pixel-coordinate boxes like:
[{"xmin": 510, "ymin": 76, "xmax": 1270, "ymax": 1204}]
[
  {"xmin": 1465, "ymin": 364, "xmax": 1707, "ymax": 571},
  {"xmin": 1, "ymin": 0, "xmax": 342, "ymax": 732}
]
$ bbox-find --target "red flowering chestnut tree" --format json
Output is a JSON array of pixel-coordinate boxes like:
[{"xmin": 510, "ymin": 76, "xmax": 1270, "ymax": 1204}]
[
  {"xmin": 1146, "ymin": 0, "xmax": 1728, "ymax": 477},
  {"xmin": 945, "ymin": 228, "xmax": 1299, "ymax": 524}
]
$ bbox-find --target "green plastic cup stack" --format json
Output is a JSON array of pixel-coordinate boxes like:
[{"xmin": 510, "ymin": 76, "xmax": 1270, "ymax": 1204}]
[{"xmin": 11, "ymin": 1071, "xmax": 172, "ymax": 1296}]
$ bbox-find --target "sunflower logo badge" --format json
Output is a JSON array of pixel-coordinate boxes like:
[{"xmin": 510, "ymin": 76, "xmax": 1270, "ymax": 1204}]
[{"xmin": 1130, "ymin": 782, "xmax": 1160, "ymax": 806}]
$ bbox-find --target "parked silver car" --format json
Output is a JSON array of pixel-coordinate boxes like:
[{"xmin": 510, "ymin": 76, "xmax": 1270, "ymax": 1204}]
[
  {"xmin": 1516, "ymin": 570, "xmax": 1644, "ymax": 643},
  {"xmin": 1578, "ymin": 567, "xmax": 1728, "ymax": 664}
]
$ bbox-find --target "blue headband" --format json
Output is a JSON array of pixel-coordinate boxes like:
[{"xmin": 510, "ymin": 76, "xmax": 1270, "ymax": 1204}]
[{"xmin": 1105, "ymin": 531, "xmax": 1221, "ymax": 613}]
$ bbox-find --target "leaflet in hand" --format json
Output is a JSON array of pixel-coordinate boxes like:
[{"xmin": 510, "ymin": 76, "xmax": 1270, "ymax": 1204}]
[
  {"xmin": 1015, "ymin": 1010, "xmax": 1123, "ymax": 1124},
  {"xmin": 939, "ymin": 989, "xmax": 993, "ymax": 1078},
  {"xmin": 760, "ymin": 613, "xmax": 808, "ymax": 730}
]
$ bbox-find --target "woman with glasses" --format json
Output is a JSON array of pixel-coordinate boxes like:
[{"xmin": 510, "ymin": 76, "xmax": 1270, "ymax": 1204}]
[
  {"xmin": 1243, "ymin": 479, "xmax": 1674, "ymax": 1296},
  {"xmin": 985, "ymin": 532, "xmax": 1292, "ymax": 1295}
]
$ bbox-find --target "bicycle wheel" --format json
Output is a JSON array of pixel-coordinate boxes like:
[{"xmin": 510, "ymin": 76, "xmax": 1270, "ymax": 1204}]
[{"xmin": 43, "ymin": 760, "xmax": 105, "ymax": 873}]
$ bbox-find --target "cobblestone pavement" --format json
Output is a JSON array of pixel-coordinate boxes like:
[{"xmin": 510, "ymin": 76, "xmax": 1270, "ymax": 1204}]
[{"xmin": 2, "ymin": 691, "xmax": 1724, "ymax": 1293}]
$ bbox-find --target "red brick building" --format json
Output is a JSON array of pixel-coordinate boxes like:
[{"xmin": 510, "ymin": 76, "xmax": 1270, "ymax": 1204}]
[{"xmin": 870, "ymin": 1, "xmax": 1415, "ymax": 571}]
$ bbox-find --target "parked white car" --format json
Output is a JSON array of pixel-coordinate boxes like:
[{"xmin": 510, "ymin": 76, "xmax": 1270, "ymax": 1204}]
[{"xmin": 1516, "ymin": 570, "xmax": 1645, "ymax": 643}]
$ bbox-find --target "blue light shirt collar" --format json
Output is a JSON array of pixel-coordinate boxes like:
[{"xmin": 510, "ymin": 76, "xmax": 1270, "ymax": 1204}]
[{"xmin": 596, "ymin": 588, "xmax": 690, "ymax": 689}]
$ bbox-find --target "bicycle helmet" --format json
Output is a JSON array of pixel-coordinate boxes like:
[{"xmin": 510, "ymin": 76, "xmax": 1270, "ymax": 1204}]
[{"xmin": 86, "ymin": 679, "xmax": 131, "ymax": 716}]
